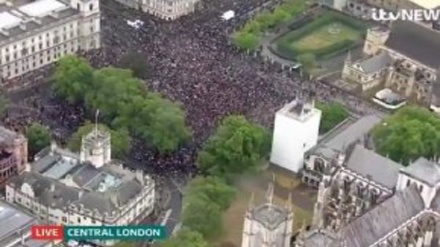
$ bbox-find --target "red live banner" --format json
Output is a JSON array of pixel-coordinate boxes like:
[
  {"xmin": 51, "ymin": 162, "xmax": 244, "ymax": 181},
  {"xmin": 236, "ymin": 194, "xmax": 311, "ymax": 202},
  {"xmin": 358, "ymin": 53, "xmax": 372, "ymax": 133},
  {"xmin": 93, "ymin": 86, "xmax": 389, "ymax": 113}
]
[{"xmin": 31, "ymin": 225, "xmax": 64, "ymax": 240}]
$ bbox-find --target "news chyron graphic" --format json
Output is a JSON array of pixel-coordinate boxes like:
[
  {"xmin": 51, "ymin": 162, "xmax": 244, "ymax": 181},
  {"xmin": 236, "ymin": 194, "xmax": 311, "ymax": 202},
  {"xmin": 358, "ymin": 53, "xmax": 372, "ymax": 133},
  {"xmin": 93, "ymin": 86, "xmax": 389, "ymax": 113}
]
[{"xmin": 31, "ymin": 225, "xmax": 166, "ymax": 242}]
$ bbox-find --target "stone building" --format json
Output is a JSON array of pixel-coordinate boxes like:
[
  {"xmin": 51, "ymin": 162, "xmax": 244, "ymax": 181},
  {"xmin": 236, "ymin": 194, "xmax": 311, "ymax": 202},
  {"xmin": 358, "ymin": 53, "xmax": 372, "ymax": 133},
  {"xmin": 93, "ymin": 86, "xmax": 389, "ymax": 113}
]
[
  {"xmin": 342, "ymin": 21, "xmax": 440, "ymax": 105},
  {"xmin": 114, "ymin": 0, "xmax": 200, "ymax": 20},
  {"xmin": 0, "ymin": 0, "xmax": 100, "ymax": 81},
  {"xmin": 0, "ymin": 126, "xmax": 27, "ymax": 184},
  {"xmin": 5, "ymin": 126, "xmax": 155, "ymax": 246},
  {"xmin": 241, "ymin": 183, "xmax": 294, "ymax": 247}
]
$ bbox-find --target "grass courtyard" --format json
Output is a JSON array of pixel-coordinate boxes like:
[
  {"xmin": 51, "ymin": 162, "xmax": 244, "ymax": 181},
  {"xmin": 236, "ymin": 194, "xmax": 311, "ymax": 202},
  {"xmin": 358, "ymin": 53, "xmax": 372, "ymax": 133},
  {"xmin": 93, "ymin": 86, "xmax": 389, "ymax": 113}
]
[
  {"xmin": 291, "ymin": 22, "xmax": 362, "ymax": 51},
  {"xmin": 275, "ymin": 11, "xmax": 366, "ymax": 60}
]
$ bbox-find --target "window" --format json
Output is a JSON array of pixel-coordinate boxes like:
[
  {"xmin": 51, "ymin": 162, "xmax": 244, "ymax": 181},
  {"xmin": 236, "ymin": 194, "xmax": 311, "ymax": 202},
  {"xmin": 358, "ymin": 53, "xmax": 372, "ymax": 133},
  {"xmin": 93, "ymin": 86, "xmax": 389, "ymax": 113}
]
[
  {"xmin": 89, "ymin": 4, "xmax": 93, "ymax": 11},
  {"xmin": 77, "ymin": 3, "xmax": 80, "ymax": 10},
  {"xmin": 406, "ymin": 179, "xmax": 411, "ymax": 187}
]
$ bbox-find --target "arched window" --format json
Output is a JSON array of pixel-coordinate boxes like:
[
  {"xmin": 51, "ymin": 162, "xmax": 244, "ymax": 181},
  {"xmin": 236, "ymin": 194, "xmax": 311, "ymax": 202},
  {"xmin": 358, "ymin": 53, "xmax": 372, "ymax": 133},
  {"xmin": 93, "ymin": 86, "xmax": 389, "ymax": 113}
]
[{"xmin": 89, "ymin": 4, "xmax": 93, "ymax": 11}]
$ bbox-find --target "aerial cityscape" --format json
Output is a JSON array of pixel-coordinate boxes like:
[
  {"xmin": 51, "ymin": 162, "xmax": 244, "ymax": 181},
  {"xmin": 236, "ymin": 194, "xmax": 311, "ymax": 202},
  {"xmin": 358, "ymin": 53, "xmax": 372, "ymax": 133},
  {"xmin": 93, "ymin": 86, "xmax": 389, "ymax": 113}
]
[{"xmin": 0, "ymin": 0, "xmax": 439, "ymax": 246}]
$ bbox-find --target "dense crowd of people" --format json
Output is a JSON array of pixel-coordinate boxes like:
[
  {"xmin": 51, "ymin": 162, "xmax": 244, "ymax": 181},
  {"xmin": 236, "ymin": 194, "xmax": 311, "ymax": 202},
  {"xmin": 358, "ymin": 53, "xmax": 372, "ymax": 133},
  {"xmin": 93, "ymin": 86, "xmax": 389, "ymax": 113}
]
[{"xmin": 2, "ymin": 0, "xmax": 381, "ymax": 177}]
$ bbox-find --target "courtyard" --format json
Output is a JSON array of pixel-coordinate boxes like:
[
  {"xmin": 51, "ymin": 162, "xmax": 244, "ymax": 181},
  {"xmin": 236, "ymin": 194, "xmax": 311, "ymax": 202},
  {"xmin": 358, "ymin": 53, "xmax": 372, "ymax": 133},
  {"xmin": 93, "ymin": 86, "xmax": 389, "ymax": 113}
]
[{"xmin": 274, "ymin": 11, "xmax": 366, "ymax": 61}]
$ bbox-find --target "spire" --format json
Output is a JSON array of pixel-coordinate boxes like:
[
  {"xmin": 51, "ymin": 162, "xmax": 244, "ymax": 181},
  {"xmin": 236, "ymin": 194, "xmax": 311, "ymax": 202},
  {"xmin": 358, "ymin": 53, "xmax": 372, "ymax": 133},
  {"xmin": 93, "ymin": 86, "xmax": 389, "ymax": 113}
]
[
  {"xmin": 286, "ymin": 193, "xmax": 292, "ymax": 211},
  {"xmin": 265, "ymin": 174, "xmax": 275, "ymax": 206},
  {"xmin": 95, "ymin": 109, "xmax": 100, "ymax": 136},
  {"xmin": 248, "ymin": 193, "xmax": 255, "ymax": 210},
  {"xmin": 345, "ymin": 50, "xmax": 352, "ymax": 64}
]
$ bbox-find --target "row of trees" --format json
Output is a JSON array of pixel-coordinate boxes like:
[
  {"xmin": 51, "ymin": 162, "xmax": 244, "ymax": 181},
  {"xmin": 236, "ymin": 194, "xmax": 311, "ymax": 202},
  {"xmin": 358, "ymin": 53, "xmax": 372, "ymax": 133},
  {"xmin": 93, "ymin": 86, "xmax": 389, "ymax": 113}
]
[
  {"xmin": 161, "ymin": 116, "xmax": 271, "ymax": 246},
  {"xmin": 52, "ymin": 55, "xmax": 191, "ymax": 154},
  {"xmin": 232, "ymin": 0, "xmax": 307, "ymax": 51},
  {"xmin": 372, "ymin": 106, "xmax": 440, "ymax": 166}
]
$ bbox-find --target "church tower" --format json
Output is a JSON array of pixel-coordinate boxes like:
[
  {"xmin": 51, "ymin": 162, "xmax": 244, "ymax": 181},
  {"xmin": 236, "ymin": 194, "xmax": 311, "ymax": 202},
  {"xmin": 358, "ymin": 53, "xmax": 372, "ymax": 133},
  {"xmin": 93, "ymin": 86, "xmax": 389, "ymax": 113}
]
[
  {"xmin": 270, "ymin": 96, "xmax": 321, "ymax": 173},
  {"xmin": 241, "ymin": 183, "xmax": 293, "ymax": 247},
  {"xmin": 80, "ymin": 111, "xmax": 111, "ymax": 168}
]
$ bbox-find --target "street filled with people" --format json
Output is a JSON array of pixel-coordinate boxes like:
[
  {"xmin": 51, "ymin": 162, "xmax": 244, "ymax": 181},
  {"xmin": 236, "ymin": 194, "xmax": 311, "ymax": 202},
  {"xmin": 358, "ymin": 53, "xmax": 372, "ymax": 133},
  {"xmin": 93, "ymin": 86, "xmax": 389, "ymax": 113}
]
[{"xmin": 2, "ymin": 0, "xmax": 381, "ymax": 176}]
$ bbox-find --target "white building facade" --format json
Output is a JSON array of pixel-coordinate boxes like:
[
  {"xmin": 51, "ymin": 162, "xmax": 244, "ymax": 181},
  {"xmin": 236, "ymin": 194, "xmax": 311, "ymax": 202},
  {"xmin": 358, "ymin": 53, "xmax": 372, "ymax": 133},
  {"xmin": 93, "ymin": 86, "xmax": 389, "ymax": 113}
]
[
  {"xmin": 0, "ymin": 0, "xmax": 100, "ymax": 81},
  {"xmin": 270, "ymin": 98, "xmax": 321, "ymax": 173},
  {"xmin": 5, "ymin": 127, "xmax": 155, "ymax": 246},
  {"xmin": 114, "ymin": 0, "xmax": 199, "ymax": 20}
]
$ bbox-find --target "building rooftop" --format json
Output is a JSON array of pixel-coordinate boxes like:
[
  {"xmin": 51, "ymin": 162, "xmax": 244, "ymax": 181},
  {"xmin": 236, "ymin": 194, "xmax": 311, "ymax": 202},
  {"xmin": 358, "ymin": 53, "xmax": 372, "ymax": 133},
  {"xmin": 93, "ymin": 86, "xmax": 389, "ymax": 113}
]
[
  {"xmin": 314, "ymin": 115, "xmax": 383, "ymax": 159},
  {"xmin": 0, "ymin": 200, "xmax": 50, "ymax": 247},
  {"xmin": 278, "ymin": 99, "xmax": 320, "ymax": 122},
  {"xmin": 385, "ymin": 21, "xmax": 440, "ymax": 69},
  {"xmin": 345, "ymin": 145, "xmax": 401, "ymax": 188},
  {"xmin": 8, "ymin": 145, "xmax": 152, "ymax": 215},
  {"xmin": 251, "ymin": 203, "xmax": 290, "ymax": 229},
  {"xmin": 0, "ymin": 126, "xmax": 23, "ymax": 144},
  {"xmin": 0, "ymin": 0, "xmax": 80, "ymax": 44},
  {"xmin": 402, "ymin": 157, "xmax": 440, "ymax": 186},
  {"xmin": 342, "ymin": 185, "xmax": 424, "ymax": 247},
  {"xmin": 355, "ymin": 52, "xmax": 392, "ymax": 74}
]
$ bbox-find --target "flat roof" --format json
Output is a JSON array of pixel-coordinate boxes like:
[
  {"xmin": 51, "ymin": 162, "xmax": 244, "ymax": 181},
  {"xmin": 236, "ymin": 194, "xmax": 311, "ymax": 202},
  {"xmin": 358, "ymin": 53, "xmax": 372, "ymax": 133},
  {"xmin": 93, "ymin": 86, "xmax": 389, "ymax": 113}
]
[
  {"xmin": 0, "ymin": 201, "xmax": 35, "ymax": 240},
  {"xmin": 0, "ymin": 12, "xmax": 22, "ymax": 29},
  {"xmin": 18, "ymin": 0, "xmax": 67, "ymax": 17},
  {"xmin": 408, "ymin": 0, "xmax": 440, "ymax": 9}
]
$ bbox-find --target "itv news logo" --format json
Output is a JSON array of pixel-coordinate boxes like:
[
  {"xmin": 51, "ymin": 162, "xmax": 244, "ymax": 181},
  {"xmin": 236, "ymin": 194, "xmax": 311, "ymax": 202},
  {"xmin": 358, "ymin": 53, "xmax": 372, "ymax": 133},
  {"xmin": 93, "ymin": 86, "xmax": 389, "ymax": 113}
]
[{"xmin": 31, "ymin": 225, "xmax": 166, "ymax": 241}]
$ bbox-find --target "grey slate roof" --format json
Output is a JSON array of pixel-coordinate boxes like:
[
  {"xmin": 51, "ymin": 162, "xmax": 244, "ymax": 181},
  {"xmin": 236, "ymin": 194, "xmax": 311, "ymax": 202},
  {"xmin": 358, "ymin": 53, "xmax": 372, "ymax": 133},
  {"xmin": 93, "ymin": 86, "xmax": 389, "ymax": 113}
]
[
  {"xmin": 303, "ymin": 230, "xmax": 338, "ymax": 246},
  {"xmin": 356, "ymin": 52, "xmax": 392, "ymax": 74},
  {"xmin": 402, "ymin": 157, "xmax": 440, "ymax": 186},
  {"xmin": 315, "ymin": 115, "xmax": 383, "ymax": 159},
  {"xmin": 251, "ymin": 203, "xmax": 290, "ymax": 229},
  {"xmin": 0, "ymin": 201, "xmax": 35, "ymax": 240},
  {"xmin": 385, "ymin": 21, "xmax": 440, "ymax": 69},
  {"xmin": 342, "ymin": 185, "xmax": 424, "ymax": 247},
  {"xmin": 430, "ymin": 190, "xmax": 440, "ymax": 213},
  {"xmin": 345, "ymin": 145, "xmax": 401, "ymax": 188}
]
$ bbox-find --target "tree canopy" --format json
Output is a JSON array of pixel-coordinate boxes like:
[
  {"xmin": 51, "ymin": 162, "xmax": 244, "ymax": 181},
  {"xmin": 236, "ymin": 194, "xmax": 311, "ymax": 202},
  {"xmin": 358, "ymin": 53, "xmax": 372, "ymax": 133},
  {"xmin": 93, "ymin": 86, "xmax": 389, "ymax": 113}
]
[
  {"xmin": 67, "ymin": 121, "xmax": 131, "ymax": 159},
  {"xmin": 25, "ymin": 123, "xmax": 51, "ymax": 158},
  {"xmin": 181, "ymin": 195, "xmax": 223, "ymax": 239},
  {"xmin": 232, "ymin": 0, "xmax": 307, "ymax": 51},
  {"xmin": 160, "ymin": 229, "xmax": 210, "ymax": 247},
  {"xmin": 197, "ymin": 115, "xmax": 271, "ymax": 179},
  {"xmin": 316, "ymin": 102, "xmax": 349, "ymax": 134},
  {"xmin": 185, "ymin": 176, "xmax": 236, "ymax": 211},
  {"xmin": 52, "ymin": 56, "xmax": 191, "ymax": 153},
  {"xmin": 52, "ymin": 55, "xmax": 94, "ymax": 104},
  {"xmin": 372, "ymin": 106, "xmax": 440, "ymax": 165}
]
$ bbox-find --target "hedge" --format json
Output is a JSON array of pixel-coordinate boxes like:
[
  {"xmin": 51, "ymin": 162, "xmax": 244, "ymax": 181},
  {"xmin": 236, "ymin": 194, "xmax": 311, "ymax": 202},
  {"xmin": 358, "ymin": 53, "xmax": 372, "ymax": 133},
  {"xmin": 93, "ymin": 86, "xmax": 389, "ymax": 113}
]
[{"xmin": 275, "ymin": 11, "xmax": 366, "ymax": 60}]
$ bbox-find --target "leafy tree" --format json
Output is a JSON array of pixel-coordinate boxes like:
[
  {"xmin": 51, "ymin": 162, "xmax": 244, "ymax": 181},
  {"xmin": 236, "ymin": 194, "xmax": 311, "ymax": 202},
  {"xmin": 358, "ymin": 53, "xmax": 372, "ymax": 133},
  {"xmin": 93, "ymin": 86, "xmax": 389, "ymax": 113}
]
[
  {"xmin": 297, "ymin": 53, "xmax": 317, "ymax": 71},
  {"xmin": 67, "ymin": 121, "xmax": 131, "ymax": 159},
  {"xmin": 233, "ymin": 32, "xmax": 259, "ymax": 51},
  {"xmin": 197, "ymin": 116, "xmax": 271, "ymax": 178},
  {"xmin": 85, "ymin": 67, "xmax": 144, "ymax": 120},
  {"xmin": 52, "ymin": 55, "xmax": 94, "ymax": 104},
  {"xmin": 185, "ymin": 176, "xmax": 236, "ymax": 211},
  {"xmin": 160, "ymin": 229, "xmax": 210, "ymax": 247},
  {"xmin": 119, "ymin": 51, "xmax": 150, "ymax": 78},
  {"xmin": 271, "ymin": 9, "xmax": 291, "ymax": 27},
  {"xmin": 316, "ymin": 102, "xmax": 349, "ymax": 134},
  {"xmin": 254, "ymin": 11, "xmax": 275, "ymax": 30},
  {"xmin": 182, "ymin": 196, "xmax": 223, "ymax": 239},
  {"xmin": 372, "ymin": 106, "xmax": 440, "ymax": 165},
  {"xmin": 114, "ymin": 93, "xmax": 191, "ymax": 153},
  {"xmin": 25, "ymin": 123, "xmax": 51, "ymax": 158}
]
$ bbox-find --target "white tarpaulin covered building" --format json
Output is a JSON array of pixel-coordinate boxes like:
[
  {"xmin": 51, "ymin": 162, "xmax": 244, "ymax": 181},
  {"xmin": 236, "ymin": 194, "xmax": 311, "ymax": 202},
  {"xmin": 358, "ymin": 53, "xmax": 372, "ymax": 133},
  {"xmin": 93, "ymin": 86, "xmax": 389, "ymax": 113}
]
[{"xmin": 221, "ymin": 10, "xmax": 235, "ymax": 20}]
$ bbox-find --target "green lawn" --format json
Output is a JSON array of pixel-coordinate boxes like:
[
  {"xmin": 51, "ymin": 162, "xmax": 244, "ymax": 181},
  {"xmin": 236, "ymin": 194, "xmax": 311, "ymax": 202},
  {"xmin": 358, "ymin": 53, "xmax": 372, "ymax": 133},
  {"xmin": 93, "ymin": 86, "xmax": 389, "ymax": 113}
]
[{"xmin": 291, "ymin": 22, "xmax": 362, "ymax": 50}]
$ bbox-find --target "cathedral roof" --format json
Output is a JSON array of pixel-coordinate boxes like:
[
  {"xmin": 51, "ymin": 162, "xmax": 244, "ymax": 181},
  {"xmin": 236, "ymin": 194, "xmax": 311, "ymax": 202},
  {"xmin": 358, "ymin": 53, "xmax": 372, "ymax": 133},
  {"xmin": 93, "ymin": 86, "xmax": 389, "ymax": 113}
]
[
  {"xmin": 345, "ymin": 145, "xmax": 401, "ymax": 189},
  {"xmin": 401, "ymin": 157, "xmax": 440, "ymax": 186},
  {"xmin": 385, "ymin": 21, "xmax": 440, "ymax": 69},
  {"xmin": 354, "ymin": 52, "xmax": 392, "ymax": 74},
  {"xmin": 314, "ymin": 115, "xmax": 382, "ymax": 159},
  {"xmin": 250, "ymin": 203, "xmax": 290, "ymax": 230},
  {"xmin": 342, "ymin": 185, "xmax": 424, "ymax": 247}
]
